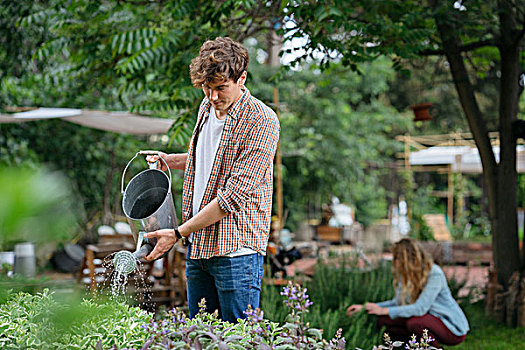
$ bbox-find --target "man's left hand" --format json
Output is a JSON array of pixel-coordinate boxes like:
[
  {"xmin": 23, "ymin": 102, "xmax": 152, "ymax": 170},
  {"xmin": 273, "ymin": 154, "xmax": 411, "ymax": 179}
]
[{"xmin": 143, "ymin": 229, "xmax": 177, "ymax": 261}]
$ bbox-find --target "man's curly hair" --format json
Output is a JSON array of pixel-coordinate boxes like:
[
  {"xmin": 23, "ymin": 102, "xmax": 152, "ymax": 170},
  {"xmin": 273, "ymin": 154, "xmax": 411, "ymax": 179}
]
[{"xmin": 190, "ymin": 37, "xmax": 249, "ymax": 87}]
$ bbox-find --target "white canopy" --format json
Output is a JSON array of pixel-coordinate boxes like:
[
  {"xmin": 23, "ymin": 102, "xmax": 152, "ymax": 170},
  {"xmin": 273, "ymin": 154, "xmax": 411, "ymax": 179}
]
[
  {"xmin": 0, "ymin": 107, "xmax": 174, "ymax": 135},
  {"xmin": 409, "ymin": 145, "xmax": 525, "ymax": 173}
]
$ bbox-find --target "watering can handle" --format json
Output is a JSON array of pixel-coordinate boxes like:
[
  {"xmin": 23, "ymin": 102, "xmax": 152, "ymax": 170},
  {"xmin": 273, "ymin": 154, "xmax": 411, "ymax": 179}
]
[{"xmin": 121, "ymin": 150, "xmax": 172, "ymax": 194}]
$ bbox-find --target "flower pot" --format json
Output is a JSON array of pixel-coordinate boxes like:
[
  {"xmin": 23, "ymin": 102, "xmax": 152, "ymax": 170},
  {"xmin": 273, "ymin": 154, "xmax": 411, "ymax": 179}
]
[
  {"xmin": 0, "ymin": 251, "xmax": 15, "ymax": 277},
  {"xmin": 14, "ymin": 242, "xmax": 36, "ymax": 278},
  {"xmin": 410, "ymin": 102, "xmax": 433, "ymax": 121}
]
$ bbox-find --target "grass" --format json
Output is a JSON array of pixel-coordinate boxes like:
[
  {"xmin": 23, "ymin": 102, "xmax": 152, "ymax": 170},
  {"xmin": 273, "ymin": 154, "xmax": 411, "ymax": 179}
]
[{"xmin": 452, "ymin": 301, "xmax": 525, "ymax": 350}]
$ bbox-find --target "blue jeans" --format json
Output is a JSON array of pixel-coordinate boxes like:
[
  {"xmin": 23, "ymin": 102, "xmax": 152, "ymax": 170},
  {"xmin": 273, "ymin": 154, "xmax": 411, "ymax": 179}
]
[{"xmin": 185, "ymin": 253, "xmax": 264, "ymax": 323}]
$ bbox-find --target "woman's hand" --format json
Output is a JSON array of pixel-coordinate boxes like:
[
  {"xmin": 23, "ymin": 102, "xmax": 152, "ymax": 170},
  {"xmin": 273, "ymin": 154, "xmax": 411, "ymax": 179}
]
[
  {"xmin": 365, "ymin": 302, "xmax": 389, "ymax": 316},
  {"xmin": 346, "ymin": 304, "xmax": 363, "ymax": 317}
]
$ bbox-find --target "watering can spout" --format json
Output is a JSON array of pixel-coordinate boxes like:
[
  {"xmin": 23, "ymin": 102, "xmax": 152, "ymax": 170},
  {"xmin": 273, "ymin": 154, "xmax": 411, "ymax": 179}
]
[
  {"xmin": 133, "ymin": 242, "xmax": 154, "ymax": 260},
  {"xmin": 112, "ymin": 242, "xmax": 155, "ymax": 275}
]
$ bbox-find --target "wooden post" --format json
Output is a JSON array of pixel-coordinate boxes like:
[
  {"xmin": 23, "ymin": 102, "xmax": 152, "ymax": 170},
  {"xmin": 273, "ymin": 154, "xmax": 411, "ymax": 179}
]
[
  {"xmin": 267, "ymin": 29, "xmax": 283, "ymax": 229},
  {"xmin": 448, "ymin": 165, "xmax": 454, "ymax": 226},
  {"xmin": 86, "ymin": 248, "xmax": 96, "ymax": 296},
  {"xmin": 404, "ymin": 133, "xmax": 411, "ymax": 170}
]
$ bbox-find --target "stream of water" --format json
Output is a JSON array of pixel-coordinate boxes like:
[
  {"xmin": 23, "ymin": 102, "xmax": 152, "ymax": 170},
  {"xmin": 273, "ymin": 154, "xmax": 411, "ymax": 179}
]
[{"xmin": 89, "ymin": 252, "xmax": 153, "ymax": 309}]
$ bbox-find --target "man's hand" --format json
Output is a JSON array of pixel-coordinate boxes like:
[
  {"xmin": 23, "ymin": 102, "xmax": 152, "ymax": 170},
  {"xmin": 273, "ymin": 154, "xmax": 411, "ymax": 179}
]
[
  {"xmin": 346, "ymin": 304, "xmax": 363, "ymax": 317},
  {"xmin": 365, "ymin": 302, "xmax": 389, "ymax": 316},
  {"xmin": 146, "ymin": 152, "xmax": 169, "ymax": 171},
  {"xmin": 146, "ymin": 152, "xmax": 188, "ymax": 171},
  {"xmin": 143, "ymin": 229, "xmax": 177, "ymax": 261}
]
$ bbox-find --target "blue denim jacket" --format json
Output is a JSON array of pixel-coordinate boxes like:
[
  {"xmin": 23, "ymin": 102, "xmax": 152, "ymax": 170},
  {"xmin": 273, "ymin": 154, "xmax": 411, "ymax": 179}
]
[{"xmin": 377, "ymin": 264, "xmax": 470, "ymax": 336}]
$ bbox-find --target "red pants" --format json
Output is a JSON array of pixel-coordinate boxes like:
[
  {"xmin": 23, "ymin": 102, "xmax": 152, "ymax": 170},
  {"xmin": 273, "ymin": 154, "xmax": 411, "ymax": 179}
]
[{"xmin": 377, "ymin": 314, "xmax": 466, "ymax": 347}]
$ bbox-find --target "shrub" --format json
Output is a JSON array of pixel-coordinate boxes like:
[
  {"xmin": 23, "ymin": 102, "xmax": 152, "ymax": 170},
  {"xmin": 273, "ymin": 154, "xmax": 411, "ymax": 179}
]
[
  {"xmin": 1, "ymin": 282, "xmax": 442, "ymax": 349},
  {"xmin": 0, "ymin": 289, "xmax": 152, "ymax": 349},
  {"xmin": 0, "ymin": 167, "xmax": 78, "ymax": 251},
  {"xmin": 124, "ymin": 283, "xmax": 346, "ymax": 349}
]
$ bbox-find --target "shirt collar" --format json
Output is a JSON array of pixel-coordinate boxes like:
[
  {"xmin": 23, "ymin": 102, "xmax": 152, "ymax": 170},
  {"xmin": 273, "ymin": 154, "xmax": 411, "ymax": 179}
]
[
  {"xmin": 227, "ymin": 87, "xmax": 250, "ymax": 120},
  {"xmin": 203, "ymin": 87, "xmax": 250, "ymax": 121}
]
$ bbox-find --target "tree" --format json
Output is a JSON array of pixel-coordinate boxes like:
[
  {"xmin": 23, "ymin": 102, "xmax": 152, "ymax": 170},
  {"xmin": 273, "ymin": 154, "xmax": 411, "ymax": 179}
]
[{"xmin": 282, "ymin": 0, "xmax": 525, "ymax": 323}]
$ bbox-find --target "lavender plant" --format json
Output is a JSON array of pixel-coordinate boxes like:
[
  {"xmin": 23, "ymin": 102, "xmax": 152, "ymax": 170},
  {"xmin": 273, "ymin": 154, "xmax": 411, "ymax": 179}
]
[
  {"xmin": 128, "ymin": 282, "xmax": 345, "ymax": 349},
  {"xmin": 364, "ymin": 330, "xmax": 441, "ymax": 350}
]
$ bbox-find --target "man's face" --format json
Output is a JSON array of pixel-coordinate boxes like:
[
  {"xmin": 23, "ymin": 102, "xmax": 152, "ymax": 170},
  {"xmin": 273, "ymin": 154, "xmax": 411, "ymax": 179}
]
[{"xmin": 202, "ymin": 72, "xmax": 246, "ymax": 113}]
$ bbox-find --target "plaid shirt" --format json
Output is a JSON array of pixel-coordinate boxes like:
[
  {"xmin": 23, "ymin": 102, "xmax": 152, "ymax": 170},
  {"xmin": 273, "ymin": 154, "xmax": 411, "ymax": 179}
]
[{"xmin": 182, "ymin": 88, "xmax": 280, "ymax": 259}]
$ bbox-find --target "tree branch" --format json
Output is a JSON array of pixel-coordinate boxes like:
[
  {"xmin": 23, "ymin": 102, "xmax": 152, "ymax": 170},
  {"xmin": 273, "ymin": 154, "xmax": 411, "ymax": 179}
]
[{"xmin": 418, "ymin": 39, "xmax": 496, "ymax": 56}]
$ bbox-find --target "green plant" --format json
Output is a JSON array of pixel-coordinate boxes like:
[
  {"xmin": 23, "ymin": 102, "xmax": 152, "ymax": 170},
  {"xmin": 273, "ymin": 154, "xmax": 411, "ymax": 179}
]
[
  {"xmin": 261, "ymin": 257, "xmax": 394, "ymax": 349},
  {"xmin": 0, "ymin": 167, "xmax": 78, "ymax": 251},
  {"xmin": 130, "ymin": 283, "xmax": 346, "ymax": 350},
  {"xmin": 0, "ymin": 289, "xmax": 152, "ymax": 349},
  {"xmin": 0, "ymin": 274, "xmax": 51, "ymax": 304}
]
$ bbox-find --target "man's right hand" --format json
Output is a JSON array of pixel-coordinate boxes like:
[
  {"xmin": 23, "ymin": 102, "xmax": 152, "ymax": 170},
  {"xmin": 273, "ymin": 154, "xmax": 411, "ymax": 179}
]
[
  {"xmin": 146, "ymin": 152, "xmax": 188, "ymax": 171},
  {"xmin": 146, "ymin": 152, "xmax": 169, "ymax": 171}
]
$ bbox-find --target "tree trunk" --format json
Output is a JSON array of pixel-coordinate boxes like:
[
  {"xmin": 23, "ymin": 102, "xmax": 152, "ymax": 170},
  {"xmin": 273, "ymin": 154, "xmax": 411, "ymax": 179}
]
[
  {"xmin": 495, "ymin": 0, "xmax": 521, "ymax": 288},
  {"xmin": 432, "ymin": 0, "xmax": 523, "ymax": 324}
]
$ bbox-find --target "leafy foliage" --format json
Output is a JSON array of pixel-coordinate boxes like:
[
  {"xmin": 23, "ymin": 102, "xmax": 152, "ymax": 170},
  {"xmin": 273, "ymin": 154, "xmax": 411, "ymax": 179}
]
[
  {"xmin": 0, "ymin": 167, "xmax": 77, "ymax": 250},
  {"xmin": 261, "ymin": 258, "xmax": 394, "ymax": 350},
  {"xmin": 0, "ymin": 289, "xmax": 152, "ymax": 349}
]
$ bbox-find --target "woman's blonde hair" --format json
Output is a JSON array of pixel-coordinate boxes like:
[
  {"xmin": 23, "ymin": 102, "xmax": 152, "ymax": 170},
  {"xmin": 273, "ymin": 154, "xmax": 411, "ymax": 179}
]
[{"xmin": 392, "ymin": 238, "xmax": 433, "ymax": 304}]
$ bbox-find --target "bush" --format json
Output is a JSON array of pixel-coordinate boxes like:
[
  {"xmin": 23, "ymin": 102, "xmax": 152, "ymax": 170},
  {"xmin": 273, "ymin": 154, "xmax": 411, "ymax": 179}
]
[
  {"xmin": 0, "ymin": 167, "xmax": 78, "ymax": 251},
  {"xmin": 1, "ymin": 281, "xmax": 443, "ymax": 350},
  {"xmin": 0, "ymin": 290, "xmax": 152, "ymax": 349}
]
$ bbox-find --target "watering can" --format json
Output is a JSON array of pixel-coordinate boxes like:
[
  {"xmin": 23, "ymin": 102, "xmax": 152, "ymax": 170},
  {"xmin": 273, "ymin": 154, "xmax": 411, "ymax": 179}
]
[{"xmin": 113, "ymin": 150, "xmax": 179, "ymax": 274}]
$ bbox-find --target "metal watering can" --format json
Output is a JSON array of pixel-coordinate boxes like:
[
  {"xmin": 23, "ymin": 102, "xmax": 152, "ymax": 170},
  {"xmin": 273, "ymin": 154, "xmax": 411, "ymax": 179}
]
[{"xmin": 113, "ymin": 150, "xmax": 178, "ymax": 274}]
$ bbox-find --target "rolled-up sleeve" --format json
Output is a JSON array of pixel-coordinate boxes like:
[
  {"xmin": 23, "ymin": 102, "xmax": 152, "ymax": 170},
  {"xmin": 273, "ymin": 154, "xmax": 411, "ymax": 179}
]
[{"xmin": 217, "ymin": 114, "xmax": 280, "ymax": 214}]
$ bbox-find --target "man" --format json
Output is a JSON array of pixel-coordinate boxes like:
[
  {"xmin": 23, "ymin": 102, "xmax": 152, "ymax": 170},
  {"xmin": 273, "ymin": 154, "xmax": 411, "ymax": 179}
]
[{"xmin": 144, "ymin": 37, "xmax": 280, "ymax": 323}]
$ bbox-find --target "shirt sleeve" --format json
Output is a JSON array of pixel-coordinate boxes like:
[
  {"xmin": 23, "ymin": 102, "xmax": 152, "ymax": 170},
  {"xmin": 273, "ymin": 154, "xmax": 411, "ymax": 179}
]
[
  {"xmin": 377, "ymin": 299, "xmax": 397, "ymax": 308},
  {"xmin": 217, "ymin": 114, "xmax": 280, "ymax": 214},
  {"xmin": 387, "ymin": 269, "xmax": 443, "ymax": 319}
]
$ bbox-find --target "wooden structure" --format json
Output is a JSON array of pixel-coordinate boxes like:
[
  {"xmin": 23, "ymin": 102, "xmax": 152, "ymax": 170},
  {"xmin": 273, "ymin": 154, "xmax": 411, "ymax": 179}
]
[
  {"xmin": 315, "ymin": 225, "xmax": 342, "ymax": 243},
  {"xmin": 397, "ymin": 132, "xmax": 525, "ymax": 225},
  {"xmin": 422, "ymin": 214, "xmax": 452, "ymax": 241}
]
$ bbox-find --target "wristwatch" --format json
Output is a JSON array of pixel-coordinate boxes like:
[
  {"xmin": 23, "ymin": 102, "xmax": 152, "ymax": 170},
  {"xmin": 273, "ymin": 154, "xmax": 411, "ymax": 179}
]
[{"xmin": 174, "ymin": 228, "xmax": 182, "ymax": 239}]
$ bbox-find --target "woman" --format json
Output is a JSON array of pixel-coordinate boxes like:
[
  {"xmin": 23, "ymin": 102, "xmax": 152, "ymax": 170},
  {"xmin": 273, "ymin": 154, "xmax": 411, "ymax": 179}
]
[{"xmin": 346, "ymin": 238, "xmax": 469, "ymax": 347}]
